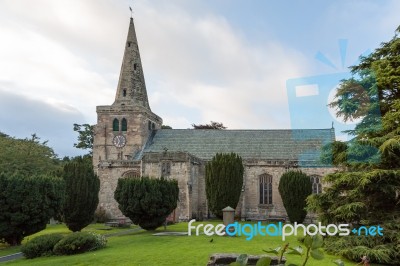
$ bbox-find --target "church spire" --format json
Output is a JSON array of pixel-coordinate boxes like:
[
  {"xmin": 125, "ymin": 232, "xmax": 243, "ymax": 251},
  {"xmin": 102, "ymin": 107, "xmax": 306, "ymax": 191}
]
[{"xmin": 113, "ymin": 17, "xmax": 150, "ymax": 109}]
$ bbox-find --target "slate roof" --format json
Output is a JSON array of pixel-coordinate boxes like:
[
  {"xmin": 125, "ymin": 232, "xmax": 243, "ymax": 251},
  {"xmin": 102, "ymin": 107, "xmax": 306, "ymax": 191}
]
[{"xmin": 142, "ymin": 129, "xmax": 335, "ymax": 164}]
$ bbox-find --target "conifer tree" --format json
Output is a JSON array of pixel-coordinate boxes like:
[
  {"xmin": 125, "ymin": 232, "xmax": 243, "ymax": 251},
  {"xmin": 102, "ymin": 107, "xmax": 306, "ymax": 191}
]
[
  {"xmin": 278, "ymin": 170, "xmax": 312, "ymax": 223},
  {"xmin": 308, "ymin": 26, "xmax": 400, "ymax": 264},
  {"xmin": 0, "ymin": 174, "xmax": 64, "ymax": 245},
  {"xmin": 114, "ymin": 177, "xmax": 179, "ymax": 230},
  {"xmin": 62, "ymin": 156, "xmax": 100, "ymax": 232},
  {"xmin": 205, "ymin": 153, "xmax": 244, "ymax": 218}
]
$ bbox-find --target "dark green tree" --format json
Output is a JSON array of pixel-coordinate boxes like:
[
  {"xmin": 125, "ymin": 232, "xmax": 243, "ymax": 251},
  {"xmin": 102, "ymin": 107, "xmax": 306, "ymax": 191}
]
[
  {"xmin": 73, "ymin": 124, "xmax": 94, "ymax": 154},
  {"xmin": 192, "ymin": 121, "xmax": 227, "ymax": 129},
  {"xmin": 161, "ymin": 125, "xmax": 172, "ymax": 129},
  {"xmin": 320, "ymin": 140, "xmax": 348, "ymax": 167},
  {"xmin": 308, "ymin": 170, "xmax": 400, "ymax": 263},
  {"xmin": 114, "ymin": 177, "xmax": 179, "ymax": 230},
  {"xmin": 309, "ymin": 25, "xmax": 400, "ymax": 264},
  {"xmin": 205, "ymin": 153, "xmax": 244, "ymax": 218},
  {"xmin": 0, "ymin": 173, "xmax": 64, "ymax": 245},
  {"xmin": 328, "ymin": 26, "xmax": 400, "ymax": 168},
  {"xmin": 62, "ymin": 156, "xmax": 100, "ymax": 232},
  {"xmin": 278, "ymin": 171, "xmax": 312, "ymax": 223}
]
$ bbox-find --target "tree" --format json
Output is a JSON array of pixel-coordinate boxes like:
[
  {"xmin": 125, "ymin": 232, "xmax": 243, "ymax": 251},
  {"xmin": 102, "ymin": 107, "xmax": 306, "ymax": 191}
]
[
  {"xmin": 309, "ymin": 25, "xmax": 400, "ymax": 264},
  {"xmin": 278, "ymin": 171, "xmax": 312, "ymax": 223},
  {"xmin": 0, "ymin": 173, "xmax": 64, "ymax": 245},
  {"xmin": 114, "ymin": 177, "xmax": 179, "ymax": 230},
  {"xmin": 308, "ymin": 170, "xmax": 400, "ymax": 263},
  {"xmin": 320, "ymin": 139, "xmax": 380, "ymax": 169},
  {"xmin": 320, "ymin": 140, "xmax": 348, "ymax": 167},
  {"xmin": 205, "ymin": 153, "xmax": 244, "ymax": 218},
  {"xmin": 73, "ymin": 124, "xmax": 94, "ymax": 154},
  {"xmin": 62, "ymin": 156, "xmax": 100, "ymax": 232},
  {"xmin": 328, "ymin": 26, "xmax": 400, "ymax": 168},
  {"xmin": 161, "ymin": 125, "xmax": 172, "ymax": 129},
  {"xmin": 0, "ymin": 133, "xmax": 60, "ymax": 176},
  {"xmin": 192, "ymin": 121, "xmax": 227, "ymax": 129}
]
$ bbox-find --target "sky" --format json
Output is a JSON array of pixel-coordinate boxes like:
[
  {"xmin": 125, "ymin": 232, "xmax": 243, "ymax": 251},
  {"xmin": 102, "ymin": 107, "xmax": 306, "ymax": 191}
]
[{"xmin": 0, "ymin": 0, "xmax": 399, "ymax": 157}]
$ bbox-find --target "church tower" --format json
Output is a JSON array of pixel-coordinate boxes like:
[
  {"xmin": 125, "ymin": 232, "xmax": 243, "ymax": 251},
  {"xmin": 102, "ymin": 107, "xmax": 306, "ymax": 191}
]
[{"xmin": 93, "ymin": 17, "xmax": 162, "ymax": 217}]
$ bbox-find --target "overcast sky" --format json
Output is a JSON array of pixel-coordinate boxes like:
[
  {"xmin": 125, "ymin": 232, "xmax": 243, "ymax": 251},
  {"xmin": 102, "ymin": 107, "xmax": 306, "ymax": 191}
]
[{"xmin": 0, "ymin": 0, "xmax": 399, "ymax": 157}]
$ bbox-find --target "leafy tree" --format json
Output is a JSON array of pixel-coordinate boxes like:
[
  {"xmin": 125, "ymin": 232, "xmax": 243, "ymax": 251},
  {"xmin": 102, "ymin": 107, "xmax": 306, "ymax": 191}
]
[
  {"xmin": 73, "ymin": 124, "xmax": 94, "ymax": 154},
  {"xmin": 320, "ymin": 139, "xmax": 380, "ymax": 169},
  {"xmin": 0, "ymin": 173, "xmax": 64, "ymax": 245},
  {"xmin": 308, "ymin": 170, "xmax": 399, "ymax": 225},
  {"xmin": 161, "ymin": 125, "xmax": 172, "ymax": 129},
  {"xmin": 278, "ymin": 171, "xmax": 312, "ymax": 223},
  {"xmin": 308, "ymin": 170, "xmax": 400, "ymax": 263},
  {"xmin": 192, "ymin": 121, "xmax": 227, "ymax": 129},
  {"xmin": 62, "ymin": 156, "xmax": 100, "ymax": 232},
  {"xmin": 0, "ymin": 133, "xmax": 60, "ymax": 176},
  {"xmin": 114, "ymin": 177, "xmax": 179, "ymax": 230},
  {"xmin": 328, "ymin": 26, "xmax": 400, "ymax": 168},
  {"xmin": 320, "ymin": 140, "xmax": 348, "ymax": 167},
  {"xmin": 205, "ymin": 153, "xmax": 244, "ymax": 218},
  {"xmin": 309, "ymin": 25, "xmax": 400, "ymax": 264}
]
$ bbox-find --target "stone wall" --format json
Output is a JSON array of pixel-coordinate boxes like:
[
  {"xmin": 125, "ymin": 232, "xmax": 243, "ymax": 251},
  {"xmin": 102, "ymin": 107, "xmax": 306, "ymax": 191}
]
[
  {"xmin": 96, "ymin": 162, "xmax": 141, "ymax": 218},
  {"xmin": 93, "ymin": 102, "xmax": 162, "ymax": 219},
  {"xmin": 95, "ymin": 140, "xmax": 336, "ymax": 221},
  {"xmin": 142, "ymin": 152, "xmax": 206, "ymax": 221},
  {"xmin": 93, "ymin": 105, "xmax": 162, "ymax": 169},
  {"xmin": 238, "ymin": 159, "xmax": 337, "ymax": 219}
]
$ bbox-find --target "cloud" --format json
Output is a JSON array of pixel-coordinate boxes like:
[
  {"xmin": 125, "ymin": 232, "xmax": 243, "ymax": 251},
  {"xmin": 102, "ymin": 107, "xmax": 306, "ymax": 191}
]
[
  {"xmin": 135, "ymin": 3, "xmax": 310, "ymax": 129},
  {"xmin": 0, "ymin": 89, "xmax": 86, "ymax": 157},
  {"xmin": 0, "ymin": 0, "xmax": 122, "ymax": 124},
  {"xmin": 1, "ymin": 0, "xmax": 395, "ymax": 155}
]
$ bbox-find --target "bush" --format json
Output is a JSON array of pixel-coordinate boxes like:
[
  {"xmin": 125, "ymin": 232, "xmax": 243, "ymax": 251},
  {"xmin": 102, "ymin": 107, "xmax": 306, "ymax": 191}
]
[
  {"xmin": 53, "ymin": 232, "xmax": 106, "ymax": 255},
  {"xmin": 205, "ymin": 153, "xmax": 244, "ymax": 218},
  {"xmin": 0, "ymin": 173, "xmax": 65, "ymax": 245},
  {"xmin": 114, "ymin": 177, "xmax": 179, "ymax": 231},
  {"xmin": 21, "ymin": 234, "xmax": 64, "ymax": 259},
  {"xmin": 278, "ymin": 170, "xmax": 312, "ymax": 223},
  {"xmin": 324, "ymin": 220, "xmax": 400, "ymax": 265},
  {"xmin": 62, "ymin": 156, "xmax": 100, "ymax": 232}
]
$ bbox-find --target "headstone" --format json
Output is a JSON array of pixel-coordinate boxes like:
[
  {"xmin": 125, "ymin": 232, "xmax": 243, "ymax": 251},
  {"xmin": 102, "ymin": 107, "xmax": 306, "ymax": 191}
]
[
  {"xmin": 49, "ymin": 217, "xmax": 57, "ymax": 225},
  {"xmin": 222, "ymin": 206, "xmax": 235, "ymax": 234}
]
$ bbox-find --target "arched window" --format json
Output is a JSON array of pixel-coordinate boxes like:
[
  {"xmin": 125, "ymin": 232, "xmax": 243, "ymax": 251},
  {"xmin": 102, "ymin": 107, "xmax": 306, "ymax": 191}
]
[
  {"xmin": 122, "ymin": 170, "xmax": 140, "ymax": 178},
  {"xmin": 113, "ymin": 118, "xmax": 119, "ymax": 131},
  {"xmin": 121, "ymin": 118, "xmax": 127, "ymax": 131},
  {"xmin": 310, "ymin": 175, "xmax": 322, "ymax": 194},
  {"xmin": 259, "ymin": 174, "xmax": 273, "ymax": 204}
]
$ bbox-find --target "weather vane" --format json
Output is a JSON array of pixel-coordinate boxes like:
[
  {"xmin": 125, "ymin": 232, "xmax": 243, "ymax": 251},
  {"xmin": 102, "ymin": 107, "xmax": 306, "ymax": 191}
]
[{"xmin": 129, "ymin": 6, "xmax": 133, "ymax": 18}]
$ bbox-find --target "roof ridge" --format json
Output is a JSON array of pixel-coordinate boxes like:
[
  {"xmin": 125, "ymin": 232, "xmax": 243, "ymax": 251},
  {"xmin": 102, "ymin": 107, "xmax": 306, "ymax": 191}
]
[{"xmin": 158, "ymin": 128, "xmax": 333, "ymax": 131}]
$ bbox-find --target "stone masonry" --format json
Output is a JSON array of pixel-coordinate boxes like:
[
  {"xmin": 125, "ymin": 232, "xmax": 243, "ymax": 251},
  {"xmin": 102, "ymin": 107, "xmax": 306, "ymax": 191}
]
[{"xmin": 93, "ymin": 17, "xmax": 336, "ymax": 221}]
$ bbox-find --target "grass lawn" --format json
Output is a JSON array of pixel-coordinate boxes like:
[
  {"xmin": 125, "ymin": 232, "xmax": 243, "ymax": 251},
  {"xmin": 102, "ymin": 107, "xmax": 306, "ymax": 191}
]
[
  {"xmin": 2, "ymin": 221, "xmax": 359, "ymax": 266},
  {"xmin": 0, "ymin": 223, "xmax": 134, "ymax": 257}
]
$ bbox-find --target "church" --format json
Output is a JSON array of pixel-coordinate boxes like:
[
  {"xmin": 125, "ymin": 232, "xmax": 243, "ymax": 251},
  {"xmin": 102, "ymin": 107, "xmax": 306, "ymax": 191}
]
[{"xmin": 93, "ymin": 17, "xmax": 336, "ymax": 221}]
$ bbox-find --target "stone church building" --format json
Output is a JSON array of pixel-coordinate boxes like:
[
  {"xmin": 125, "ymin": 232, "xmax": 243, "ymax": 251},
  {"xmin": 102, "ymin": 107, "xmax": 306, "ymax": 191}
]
[{"xmin": 93, "ymin": 18, "xmax": 336, "ymax": 221}]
